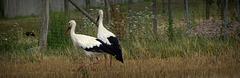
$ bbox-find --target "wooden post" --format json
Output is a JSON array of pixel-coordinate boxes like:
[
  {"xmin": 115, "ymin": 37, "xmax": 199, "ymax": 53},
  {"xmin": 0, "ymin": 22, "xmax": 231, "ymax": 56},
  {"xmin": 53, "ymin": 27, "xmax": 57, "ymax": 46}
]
[
  {"xmin": 128, "ymin": 0, "xmax": 133, "ymax": 32},
  {"xmin": 185, "ymin": 0, "xmax": 190, "ymax": 30},
  {"xmin": 68, "ymin": 0, "xmax": 97, "ymax": 26},
  {"xmin": 206, "ymin": 0, "xmax": 209, "ymax": 20},
  {"xmin": 152, "ymin": 0, "xmax": 157, "ymax": 36},
  {"xmin": 221, "ymin": 0, "xmax": 224, "ymax": 20},
  {"xmin": 86, "ymin": 0, "xmax": 90, "ymax": 13},
  {"xmin": 162, "ymin": 0, "xmax": 165, "ymax": 13},
  {"xmin": 224, "ymin": 0, "xmax": 228, "ymax": 41},
  {"xmin": 237, "ymin": 0, "xmax": 239, "ymax": 20},
  {"xmin": 64, "ymin": 0, "xmax": 69, "ymax": 17},
  {"xmin": 39, "ymin": 0, "xmax": 49, "ymax": 50},
  {"xmin": 1, "ymin": 0, "xmax": 4, "ymax": 18},
  {"xmin": 168, "ymin": 0, "xmax": 172, "ymax": 19},
  {"xmin": 105, "ymin": 0, "xmax": 111, "ymax": 26},
  {"xmin": 168, "ymin": 0, "xmax": 174, "ymax": 41}
]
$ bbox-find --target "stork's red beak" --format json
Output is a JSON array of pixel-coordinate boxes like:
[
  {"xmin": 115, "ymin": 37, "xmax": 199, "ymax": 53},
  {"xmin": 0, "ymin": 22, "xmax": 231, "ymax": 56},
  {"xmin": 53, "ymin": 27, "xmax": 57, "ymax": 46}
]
[{"xmin": 64, "ymin": 26, "xmax": 71, "ymax": 36}]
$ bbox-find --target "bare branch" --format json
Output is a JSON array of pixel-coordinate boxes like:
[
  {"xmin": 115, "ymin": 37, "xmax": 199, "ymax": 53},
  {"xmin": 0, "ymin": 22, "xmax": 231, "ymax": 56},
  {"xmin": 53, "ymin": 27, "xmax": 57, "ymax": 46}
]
[{"xmin": 68, "ymin": 0, "xmax": 97, "ymax": 26}]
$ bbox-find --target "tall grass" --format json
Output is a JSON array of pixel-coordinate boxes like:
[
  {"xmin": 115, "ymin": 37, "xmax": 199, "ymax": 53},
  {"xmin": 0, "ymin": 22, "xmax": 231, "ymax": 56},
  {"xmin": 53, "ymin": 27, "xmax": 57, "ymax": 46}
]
[
  {"xmin": 0, "ymin": 26, "xmax": 37, "ymax": 52},
  {"xmin": 0, "ymin": 1, "xmax": 239, "ymax": 77},
  {"xmin": 0, "ymin": 0, "xmax": 239, "ymax": 62}
]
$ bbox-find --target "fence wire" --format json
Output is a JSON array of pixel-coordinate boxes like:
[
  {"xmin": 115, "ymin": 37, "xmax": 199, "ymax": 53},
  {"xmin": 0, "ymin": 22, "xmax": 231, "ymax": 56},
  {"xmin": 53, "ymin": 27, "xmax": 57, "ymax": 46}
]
[{"xmin": 47, "ymin": 0, "xmax": 240, "ymax": 49}]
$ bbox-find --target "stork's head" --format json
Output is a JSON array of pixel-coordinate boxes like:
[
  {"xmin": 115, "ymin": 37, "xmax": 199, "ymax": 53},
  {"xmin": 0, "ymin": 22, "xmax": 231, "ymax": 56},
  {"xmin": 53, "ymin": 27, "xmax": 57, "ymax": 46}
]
[
  {"xmin": 98, "ymin": 10, "xmax": 104, "ymax": 16},
  {"xmin": 64, "ymin": 20, "xmax": 76, "ymax": 35},
  {"xmin": 96, "ymin": 10, "xmax": 104, "ymax": 26}
]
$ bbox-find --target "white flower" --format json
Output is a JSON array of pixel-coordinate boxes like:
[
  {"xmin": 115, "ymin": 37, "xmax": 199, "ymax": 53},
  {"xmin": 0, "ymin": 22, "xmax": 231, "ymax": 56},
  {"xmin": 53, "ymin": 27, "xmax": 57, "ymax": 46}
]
[{"xmin": 4, "ymin": 38, "xmax": 8, "ymax": 41}]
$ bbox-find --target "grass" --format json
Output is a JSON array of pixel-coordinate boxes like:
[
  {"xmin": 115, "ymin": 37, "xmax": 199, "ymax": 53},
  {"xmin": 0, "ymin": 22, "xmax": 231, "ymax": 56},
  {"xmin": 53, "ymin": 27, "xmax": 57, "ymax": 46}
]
[
  {"xmin": 0, "ymin": 0, "xmax": 240, "ymax": 77},
  {"xmin": 1, "ymin": 51, "xmax": 239, "ymax": 77}
]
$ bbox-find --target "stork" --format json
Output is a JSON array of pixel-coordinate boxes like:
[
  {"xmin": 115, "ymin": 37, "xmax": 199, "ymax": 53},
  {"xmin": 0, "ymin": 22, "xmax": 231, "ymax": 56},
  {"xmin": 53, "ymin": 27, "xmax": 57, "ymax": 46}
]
[
  {"xmin": 64, "ymin": 20, "xmax": 119, "ymax": 70},
  {"xmin": 96, "ymin": 10, "xmax": 124, "ymax": 67}
]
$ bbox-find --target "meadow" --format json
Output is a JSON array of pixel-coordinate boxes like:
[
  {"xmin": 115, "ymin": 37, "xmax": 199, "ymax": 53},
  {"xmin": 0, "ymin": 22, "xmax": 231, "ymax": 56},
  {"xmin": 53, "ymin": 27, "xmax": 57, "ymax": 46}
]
[{"xmin": 0, "ymin": 0, "xmax": 240, "ymax": 77}]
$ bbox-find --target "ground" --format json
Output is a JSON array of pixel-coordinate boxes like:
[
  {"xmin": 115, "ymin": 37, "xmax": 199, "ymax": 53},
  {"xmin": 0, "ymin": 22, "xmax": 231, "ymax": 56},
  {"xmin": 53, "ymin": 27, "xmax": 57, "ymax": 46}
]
[
  {"xmin": 1, "ymin": 51, "xmax": 239, "ymax": 78},
  {"xmin": 187, "ymin": 20, "xmax": 240, "ymax": 37}
]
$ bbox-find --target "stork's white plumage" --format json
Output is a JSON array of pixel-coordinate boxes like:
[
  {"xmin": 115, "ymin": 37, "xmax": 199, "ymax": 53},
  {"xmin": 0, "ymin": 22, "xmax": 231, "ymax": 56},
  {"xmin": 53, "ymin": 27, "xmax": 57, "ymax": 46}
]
[
  {"xmin": 64, "ymin": 20, "xmax": 116, "ymax": 71},
  {"xmin": 96, "ymin": 10, "xmax": 124, "ymax": 67}
]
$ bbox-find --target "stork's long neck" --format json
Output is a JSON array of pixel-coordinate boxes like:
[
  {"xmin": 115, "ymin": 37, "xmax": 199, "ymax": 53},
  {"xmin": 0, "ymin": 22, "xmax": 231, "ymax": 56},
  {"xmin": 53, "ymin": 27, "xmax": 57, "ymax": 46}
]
[
  {"xmin": 98, "ymin": 14, "xmax": 106, "ymax": 31},
  {"xmin": 70, "ymin": 23, "xmax": 76, "ymax": 38}
]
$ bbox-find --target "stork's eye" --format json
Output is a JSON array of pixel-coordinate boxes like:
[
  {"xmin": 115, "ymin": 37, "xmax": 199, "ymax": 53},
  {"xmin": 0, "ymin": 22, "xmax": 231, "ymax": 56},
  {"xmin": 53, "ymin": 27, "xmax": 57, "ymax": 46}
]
[{"xmin": 68, "ymin": 23, "xmax": 70, "ymax": 25}]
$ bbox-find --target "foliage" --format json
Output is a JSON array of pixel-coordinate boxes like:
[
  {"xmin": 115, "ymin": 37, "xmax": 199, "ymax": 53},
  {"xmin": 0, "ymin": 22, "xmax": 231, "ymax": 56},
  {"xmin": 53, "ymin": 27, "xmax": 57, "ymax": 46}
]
[
  {"xmin": 0, "ymin": 25, "xmax": 37, "ymax": 55},
  {"xmin": 0, "ymin": 0, "xmax": 239, "ymax": 61},
  {"xmin": 47, "ymin": 11, "xmax": 71, "ymax": 49},
  {"xmin": 166, "ymin": 18, "xmax": 174, "ymax": 41}
]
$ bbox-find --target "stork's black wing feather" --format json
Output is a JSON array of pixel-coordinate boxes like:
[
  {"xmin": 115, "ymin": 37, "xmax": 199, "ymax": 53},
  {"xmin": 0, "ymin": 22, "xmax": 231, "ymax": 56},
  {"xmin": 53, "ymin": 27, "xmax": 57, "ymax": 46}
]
[
  {"xmin": 89, "ymin": 39, "xmax": 117, "ymax": 56},
  {"xmin": 84, "ymin": 45, "xmax": 104, "ymax": 52},
  {"xmin": 106, "ymin": 36, "xmax": 123, "ymax": 63},
  {"xmin": 107, "ymin": 36, "xmax": 122, "ymax": 50}
]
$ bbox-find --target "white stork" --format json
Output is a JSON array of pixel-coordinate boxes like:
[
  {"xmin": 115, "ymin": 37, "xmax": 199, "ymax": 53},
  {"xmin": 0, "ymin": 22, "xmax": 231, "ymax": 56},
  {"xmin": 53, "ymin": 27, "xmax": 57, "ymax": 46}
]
[
  {"xmin": 96, "ymin": 10, "xmax": 124, "ymax": 67},
  {"xmin": 64, "ymin": 20, "xmax": 117, "ymax": 71}
]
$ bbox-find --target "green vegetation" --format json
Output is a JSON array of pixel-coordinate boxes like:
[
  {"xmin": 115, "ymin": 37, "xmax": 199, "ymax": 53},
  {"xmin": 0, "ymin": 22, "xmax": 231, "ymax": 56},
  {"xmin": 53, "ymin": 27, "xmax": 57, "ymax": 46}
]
[
  {"xmin": 0, "ymin": 1, "xmax": 240, "ymax": 77},
  {"xmin": 47, "ymin": 11, "xmax": 70, "ymax": 49},
  {"xmin": 0, "ymin": 0, "xmax": 239, "ymax": 61}
]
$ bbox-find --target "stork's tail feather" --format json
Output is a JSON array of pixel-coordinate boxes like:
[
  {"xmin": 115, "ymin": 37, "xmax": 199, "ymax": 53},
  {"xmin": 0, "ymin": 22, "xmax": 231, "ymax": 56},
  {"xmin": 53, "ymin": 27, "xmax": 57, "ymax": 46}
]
[
  {"xmin": 95, "ymin": 39, "xmax": 124, "ymax": 63},
  {"xmin": 107, "ymin": 45, "xmax": 123, "ymax": 63}
]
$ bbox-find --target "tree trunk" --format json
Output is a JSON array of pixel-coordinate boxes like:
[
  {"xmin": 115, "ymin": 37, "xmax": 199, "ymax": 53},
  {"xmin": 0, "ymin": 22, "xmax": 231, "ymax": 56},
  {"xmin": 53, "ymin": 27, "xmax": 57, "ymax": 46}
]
[
  {"xmin": 162, "ymin": 0, "xmax": 165, "ymax": 13},
  {"xmin": 206, "ymin": 0, "xmax": 210, "ymax": 20},
  {"xmin": 64, "ymin": 0, "xmax": 69, "ymax": 17},
  {"xmin": 153, "ymin": 0, "xmax": 157, "ymax": 36},
  {"xmin": 128, "ymin": 0, "xmax": 133, "ymax": 31},
  {"xmin": 86, "ymin": 0, "xmax": 90, "ymax": 13},
  {"xmin": 39, "ymin": 0, "xmax": 49, "ymax": 50}
]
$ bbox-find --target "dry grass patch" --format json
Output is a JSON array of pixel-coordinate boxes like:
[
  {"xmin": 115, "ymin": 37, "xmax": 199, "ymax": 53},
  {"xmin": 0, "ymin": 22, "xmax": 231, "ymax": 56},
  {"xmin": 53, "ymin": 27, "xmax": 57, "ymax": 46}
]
[{"xmin": 1, "ymin": 51, "xmax": 239, "ymax": 78}]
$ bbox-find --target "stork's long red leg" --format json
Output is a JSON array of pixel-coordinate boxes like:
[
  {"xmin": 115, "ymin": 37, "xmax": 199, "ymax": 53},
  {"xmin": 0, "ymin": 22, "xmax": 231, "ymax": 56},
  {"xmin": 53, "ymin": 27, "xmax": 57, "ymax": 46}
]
[
  {"xmin": 91, "ymin": 57, "xmax": 100, "ymax": 70},
  {"xmin": 104, "ymin": 54, "xmax": 107, "ymax": 68},
  {"xmin": 110, "ymin": 55, "xmax": 112, "ymax": 67},
  {"xmin": 78, "ymin": 64, "xmax": 88, "ymax": 71},
  {"xmin": 77, "ymin": 57, "xmax": 100, "ymax": 71},
  {"xmin": 93, "ymin": 57, "xmax": 100, "ymax": 64},
  {"xmin": 77, "ymin": 58, "xmax": 92, "ymax": 71},
  {"xmin": 90, "ymin": 58, "xmax": 93, "ymax": 70}
]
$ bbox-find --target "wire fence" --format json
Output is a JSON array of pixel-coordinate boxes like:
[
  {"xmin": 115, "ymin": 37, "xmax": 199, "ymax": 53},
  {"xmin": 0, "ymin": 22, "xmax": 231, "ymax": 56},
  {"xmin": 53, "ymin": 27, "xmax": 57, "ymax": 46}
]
[{"xmin": 47, "ymin": 0, "xmax": 240, "ymax": 49}]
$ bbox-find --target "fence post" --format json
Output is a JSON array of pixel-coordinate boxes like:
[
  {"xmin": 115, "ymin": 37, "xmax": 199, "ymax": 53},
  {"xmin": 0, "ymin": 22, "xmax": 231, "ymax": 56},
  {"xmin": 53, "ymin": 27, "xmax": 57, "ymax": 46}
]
[
  {"xmin": 1, "ymin": 0, "xmax": 4, "ymax": 18},
  {"xmin": 206, "ymin": 0, "xmax": 210, "ymax": 20},
  {"xmin": 39, "ymin": 0, "xmax": 49, "ymax": 50},
  {"xmin": 153, "ymin": 0, "xmax": 157, "ymax": 37},
  {"xmin": 237, "ymin": 0, "xmax": 239, "ymax": 20},
  {"xmin": 128, "ymin": 0, "xmax": 133, "ymax": 32},
  {"xmin": 105, "ymin": 0, "xmax": 111, "ymax": 27},
  {"xmin": 167, "ymin": 0, "xmax": 174, "ymax": 41},
  {"xmin": 64, "ymin": 0, "xmax": 69, "ymax": 17},
  {"xmin": 162, "ymin": 0, "xmax": 165, "ymax": 13},
  {"xmin": 185, "ymin": 0, "xmax": 190, "ymax": 30},
  {"xmin": 221, "ymin": 0, "xmax": 224, "ymax": 20},
  {"xmin": 224, "ymin": 0, "xmax": 228, "ymax": 41},
  {"xmin": 85, "ymin": 0, "xmax": 90, "ymax": 13}
]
